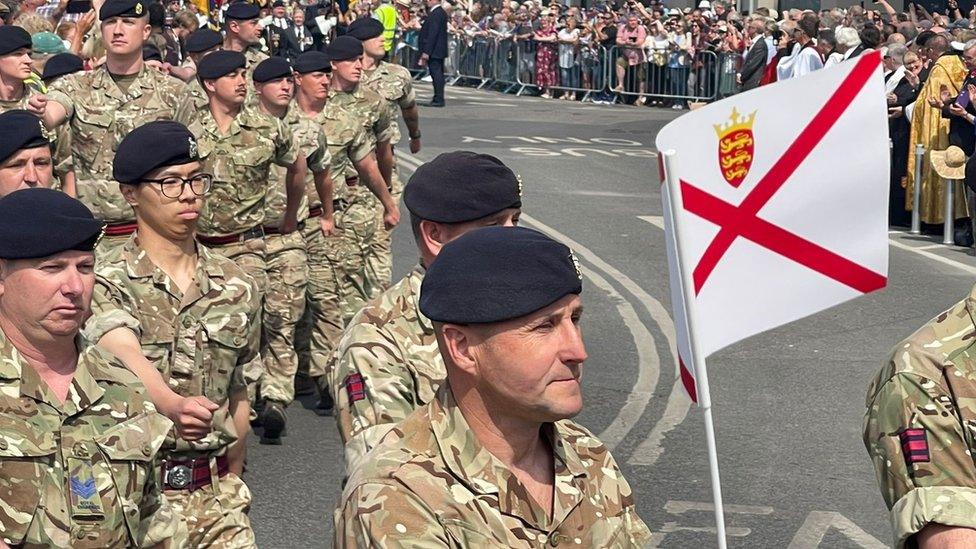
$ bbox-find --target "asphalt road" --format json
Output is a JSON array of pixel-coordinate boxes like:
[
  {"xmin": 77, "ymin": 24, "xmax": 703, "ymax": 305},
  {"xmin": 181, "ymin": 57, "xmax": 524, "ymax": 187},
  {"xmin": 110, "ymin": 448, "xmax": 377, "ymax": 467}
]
[{"xmin": 244, "ymin": 81, "xmax": 976, "ymax": 548}]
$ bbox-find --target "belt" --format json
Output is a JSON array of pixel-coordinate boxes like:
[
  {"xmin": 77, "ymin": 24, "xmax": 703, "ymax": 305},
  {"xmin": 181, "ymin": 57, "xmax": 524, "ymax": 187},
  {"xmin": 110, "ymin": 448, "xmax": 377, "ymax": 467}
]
[
  {"xmin": 345, "ymin": 176, "xmax": 359, "ymax": 186},
  {"xmin": 103, "ymin": 221, "xmax": 138, "ymax": 237},
  {"xmin": 263, "ymin": 220, "xmax": 306, "ymax": 235},
  {"xmin": 197, "ymin": 226, "xmax": 264, "ymax": 246},
  {"xmin": 308, "ymin": 199, "xmax": 349, "ymax": 218},
  {"xmin": 162, "ymin": 455, "xmax": 229, "ymax": 492}
]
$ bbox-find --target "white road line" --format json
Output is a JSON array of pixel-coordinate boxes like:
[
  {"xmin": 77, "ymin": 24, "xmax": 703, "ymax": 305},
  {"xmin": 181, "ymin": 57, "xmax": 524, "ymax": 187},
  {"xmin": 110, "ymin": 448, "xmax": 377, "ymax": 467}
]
[
  {"xmin": 787, "ymin": 511, "xmax": 885, "ymax": 549},
  {"xmin": 638, "ymin": 215, "xmax": 665, "ymax": 230},
  {"xmin": 888, "ymin": 239, "xmax": 976, "ymax": 275},
  {"xmin": 465, "ymin": 101, "xmax": 519, "ymax": 107},
  {"xmin": 659, "ymin": 523, "xmax": 752, "ymax": 537},
  {"xmin": 399, "ymin": 152, "xmax": 689, "ymax": 457},
  {"xmin": 664, "ymin": 500, "xmax": 773, "ymax": 516}
]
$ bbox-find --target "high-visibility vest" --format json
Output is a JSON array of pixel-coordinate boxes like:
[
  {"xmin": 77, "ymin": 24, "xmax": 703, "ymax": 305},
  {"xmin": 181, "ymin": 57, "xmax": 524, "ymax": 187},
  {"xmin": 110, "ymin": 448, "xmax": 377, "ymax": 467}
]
[{"xmin": 374, "ymin": 4, "xmax": 396, "ymax": 52}]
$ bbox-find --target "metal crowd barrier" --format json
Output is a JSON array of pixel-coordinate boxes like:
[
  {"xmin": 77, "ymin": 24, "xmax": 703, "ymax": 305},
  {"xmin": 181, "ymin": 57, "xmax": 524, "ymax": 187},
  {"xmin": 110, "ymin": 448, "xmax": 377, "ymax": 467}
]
[
  {"xmin": 547, "ymin": 44, "xmax": 609, "ymax": 102},
  {"xmin": 911, "ymin": 144, "xmax": 922, "ymax": 235},
  {"xmin": 394, "ymin": 42, "xmax": 426, "ymax": 79},
  {"xmin": 609, "ymin": 46, "xmax": 723, "ymax": 104},
  {"xmin": 453, "ymin": 35, "xmax": 494, "ymax": 88},
  {"xmin": 492, "ymin": 37, "xmax": 520, "ymax": 94}
]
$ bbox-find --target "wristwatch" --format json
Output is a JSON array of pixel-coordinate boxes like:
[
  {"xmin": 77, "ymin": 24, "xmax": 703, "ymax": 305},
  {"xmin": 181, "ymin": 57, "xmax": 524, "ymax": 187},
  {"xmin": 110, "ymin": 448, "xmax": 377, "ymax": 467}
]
[{"xmin": 410, "ymin": 133, "xmax": 421, "ymax": 139}]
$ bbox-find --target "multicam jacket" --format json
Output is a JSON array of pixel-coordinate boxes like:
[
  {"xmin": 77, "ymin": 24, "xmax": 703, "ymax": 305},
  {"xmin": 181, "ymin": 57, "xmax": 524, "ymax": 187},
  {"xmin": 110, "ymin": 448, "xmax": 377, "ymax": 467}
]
[
  {"xmin": 0, "ymin": 330, "xmax": 177, "ymax": 548},
  {"xmin": 184, "ymin": 106, "xmax": 298, "ymax": 237},
  {"xmin": 85, "ymin": 236, "xmax": 261, "ymax": 459},
  {"xmin": 864, "ymin": 285, "xmax": 976, "ymax": 547},
  {"xmin": 334, "ymin": 386, "xmax": 653, "ymax": 548},
  {"xmin": 360, "ymin": 61, "xmax": 416, "ymax": 145},
  {"xmin": 265, "ymin": 104, "xmax": 331, "ymax": 227},
  {"xmin": 323, "ymin": 85, "xmax": 393, "ymax": 203},
  {"xmin": 328, "ymin": 265, "xmax": 443, "ymax": 474},
  {"xmin": 47, "ymin": 65, "xmax": 186, "ymax": 223}
]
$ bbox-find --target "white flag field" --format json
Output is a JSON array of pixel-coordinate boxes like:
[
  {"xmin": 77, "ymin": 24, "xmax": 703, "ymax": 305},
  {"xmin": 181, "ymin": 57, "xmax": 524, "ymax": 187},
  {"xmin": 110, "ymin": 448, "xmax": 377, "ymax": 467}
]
[{"xmin": 654, "ymin": 51, "xmax": 889, "ymax": 547}]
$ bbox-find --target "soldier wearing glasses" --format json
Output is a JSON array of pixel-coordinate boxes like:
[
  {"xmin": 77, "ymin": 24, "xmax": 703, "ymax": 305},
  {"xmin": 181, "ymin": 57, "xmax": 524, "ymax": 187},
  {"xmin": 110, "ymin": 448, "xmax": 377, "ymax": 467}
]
[{"xmin": 84, "ymin": 121, "xmax": 261, "ymax": 547}]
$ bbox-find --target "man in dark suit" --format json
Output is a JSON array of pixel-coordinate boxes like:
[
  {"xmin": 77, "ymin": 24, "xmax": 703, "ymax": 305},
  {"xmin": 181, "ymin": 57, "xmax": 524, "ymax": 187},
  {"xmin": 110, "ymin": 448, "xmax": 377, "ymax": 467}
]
[
  {"xmin": 418, "ymin": 0, "xmax": 448, "ymax": 106},
  {"xmin": 278, "ymin": 7, "xmax": 314, "ymax": 61},
  {"xmin": 738, "ymin": 19, "xmax": 767, "ymax": 91}
]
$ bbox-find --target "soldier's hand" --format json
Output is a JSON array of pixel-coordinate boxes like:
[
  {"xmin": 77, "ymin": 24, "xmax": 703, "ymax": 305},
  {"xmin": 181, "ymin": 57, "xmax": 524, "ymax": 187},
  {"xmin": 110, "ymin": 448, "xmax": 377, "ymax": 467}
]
[
  {"xmin": 280, "ymin": 218, "xmax": 298, "ymax": 234},
  {"xmin": 410, "ymin": 137, "xmax": 422, "ymax": 154},
  {"xmin": 27, "ymin": 94, "xmax": 47, "ymax": 118},
  {"xmin": 383, "ymin": 204, "xmax": 400, "ymax": 230},
  {"xmin": 168, "ymin": 395, "xmax": 219, "ymax": 440},
  {"xmin": 320, "ymin": 216, "xmax": 336, "ymax": 236}
]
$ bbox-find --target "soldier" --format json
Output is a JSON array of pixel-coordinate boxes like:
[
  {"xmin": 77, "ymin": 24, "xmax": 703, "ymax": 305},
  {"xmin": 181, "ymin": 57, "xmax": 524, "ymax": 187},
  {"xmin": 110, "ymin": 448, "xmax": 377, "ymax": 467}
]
[
  {"xmin": 0, "ymin": 26, "xmax": 40, "ymax": 112},
  {"xmin": 334, "ymin": 226, "xmax": 653, "ymax": 547},
  {"xmin": 329, "ymin": 151, "xmax": 521, "ymax": 474},
  {"xmin": 324, "ymin": 36, "xmax": 398, "ymax": 322},
  {"xmin": 0, "ymin": 110, "xmax": 55, "ymax": 197},
  {"xmin": 252, "ymin": 56, "xmax": 332, "ymax": 443},
  {"xmin": 0, "ymin": 188, "xmax": 178, "ymax": 548},
  {"xmin": 40, "ymin": 52, "xmax": 84, "ymax": 85},
  {"xmin": 185, "ymin": 50, "xmax": 305, "ymax": 411},
  {"xmin": 864, "ymin": 288, "xmax": 976, "ymax": 547},
  {"xmin": 174, "ymin": 28, "xmax": 223, "ymax": 121},
  {"xmin": 291, "ymin": 49, "xmax": 397, "ymax": 414},
  {"xmin": 347, "ymin": 17, "xmax": 422, "ymax": 288},
  {"xmin": 221, "ymin": 1, "xmax": 269, "ymax": 83},
  {"xmin": 28, "ymin": 0, "xmax": 186, "ymax": 250},
  {"xmin": 83, "ymin": 121, "xmax": 260, "ymax": 547}
]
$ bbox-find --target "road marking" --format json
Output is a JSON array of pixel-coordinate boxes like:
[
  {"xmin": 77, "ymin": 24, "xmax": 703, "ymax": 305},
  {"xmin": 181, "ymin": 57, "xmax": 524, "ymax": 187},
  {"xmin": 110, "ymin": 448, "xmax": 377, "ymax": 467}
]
[
  {"xmin": 465, "ymin": 101, "xmax": 519, "ymax": 107},
  {"xmin": 664, "ymin": 500, "xmax": 773, "ymax": 515},
  {"xmin": 659, "ymin": 522, "xmax": 751, "ymax": 537},
  {"xmin": 888, "ymin": 238, "xmax": 976, "ymax": 275},
  {"xmin": 399, "ymin": 152, "xmax": 690, "ymax": 458},
  {"xmin": 638, "ymin": 215, "xmax": 665, "ymax": 230},
  {"xmin": 787, "ymin": 511, "xmax": 885, "ymax": 549}
]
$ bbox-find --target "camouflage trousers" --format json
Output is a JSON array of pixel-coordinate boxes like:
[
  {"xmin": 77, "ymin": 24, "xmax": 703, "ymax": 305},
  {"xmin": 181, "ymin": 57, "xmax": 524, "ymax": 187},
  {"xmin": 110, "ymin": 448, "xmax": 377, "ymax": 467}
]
[
  {"xmin": 364, "ymin": 166, "xmax": 403, "ymax": 291},
  {"xmin": 261, "ymin": 231, "xmax": 308, "ymax": 405},
  {"xmin": 336, "ymin": 193, "xmax": 380, "ymax": 325},
  {"xmin": 200, "ymin": 236, "xmax": 267, "ymax": 404},
  {"xmin": 163, "ymin": 472, "xmax": 256, "ymax": 548},
  {"xmin": 296, "ymin": 217, "xmax": 344, "ymax": 381}
]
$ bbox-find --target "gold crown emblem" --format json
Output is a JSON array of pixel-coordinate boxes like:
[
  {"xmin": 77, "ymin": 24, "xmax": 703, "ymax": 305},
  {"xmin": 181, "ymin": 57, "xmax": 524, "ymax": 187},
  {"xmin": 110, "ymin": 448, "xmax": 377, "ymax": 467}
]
[
  {"xmin": 713, "ymin": 108, "xmax": 756, "ymax": 138},
  {"xmin": 570, "ymin": 251, "xmax": 582, "ymax": 281},
  {"xmin": 188, "ymin": 136, "xmax": 198, "ymax": 158},
  {"xmin": 135, "ymin": 2, "xmax": 143, "ymax": 14}
]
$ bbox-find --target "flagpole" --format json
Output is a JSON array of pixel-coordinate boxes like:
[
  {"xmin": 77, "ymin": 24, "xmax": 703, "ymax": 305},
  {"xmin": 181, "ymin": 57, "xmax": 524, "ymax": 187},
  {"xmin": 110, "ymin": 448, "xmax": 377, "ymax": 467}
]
[{"xmin": 660, "ymin": 149, "xmax": 728, "ymax": 549}]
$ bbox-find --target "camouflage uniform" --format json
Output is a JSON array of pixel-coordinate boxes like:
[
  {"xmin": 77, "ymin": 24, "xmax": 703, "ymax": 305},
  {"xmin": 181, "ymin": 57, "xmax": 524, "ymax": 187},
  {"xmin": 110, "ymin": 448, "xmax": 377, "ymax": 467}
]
[
  {"xmin": 0, "ymin": 329, "xmax": 179, "ymax": 548},
  {"xmin": 334, "ymin": 386, "xmax": 653, "ymax": 547},
  {"xmin": 360, "ymin": 61, "xmax": 416, "ymax": 288},
  {"xmin": 185, "ymin": 105, "xmax": 297, "ymax": 402},
  {"xmin": 864, "ymin": 286, "xmax": 976, "ymax": 548},
  {"xmin": 0, "ymin": 86, "xmax": 73, "ymax": 189},
  {"xmin": 262, "ymin": 105, "xmax": 330, "ymax": 405},
  {"xmin": 47, "ymin": 65, "xmax": 186, "ymax": 249},
  {"xmin": 297, "ymin": 98, "xmax": 378, "ymax": 384},
  {"xmin": 175, "ymin": 77, "xmax": 209, "ymax": 124},
  {"xmin": 85, "ymin": 236, "xmax": 261, "ymax": 548},
  {"xmin": 325, "ymin": 84, "xmax": 394, "ymax": 323},
  {"xmin": 328, "ymin": 265, "xmax": 443, "ymax": 473}
]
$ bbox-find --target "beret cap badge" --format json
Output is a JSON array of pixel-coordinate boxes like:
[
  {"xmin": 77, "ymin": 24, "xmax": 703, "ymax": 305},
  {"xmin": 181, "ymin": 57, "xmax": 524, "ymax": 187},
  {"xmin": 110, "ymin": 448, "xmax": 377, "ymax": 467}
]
[
  {"xmin": 570, "ymin": 251, "xmax": 582, "ymax": 281},
  {"xmin": 188, "ymin": 136, "xmax": 198, "ymax": 159},
  {"xmin": 135, "ymin": 2, "xmax": 143, "ymax": 14}
]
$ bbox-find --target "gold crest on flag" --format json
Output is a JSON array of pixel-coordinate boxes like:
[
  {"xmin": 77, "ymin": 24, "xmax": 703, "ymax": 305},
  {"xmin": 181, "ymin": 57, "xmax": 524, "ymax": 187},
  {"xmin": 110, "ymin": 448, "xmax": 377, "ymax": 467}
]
[{"xmin": 714, "ymin": 108, "xmax": 756, "ymax": 188}]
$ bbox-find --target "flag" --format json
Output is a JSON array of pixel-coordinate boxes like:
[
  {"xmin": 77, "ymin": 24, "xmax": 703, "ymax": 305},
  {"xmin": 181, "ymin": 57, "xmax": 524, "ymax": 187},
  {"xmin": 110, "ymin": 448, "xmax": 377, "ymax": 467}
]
[{"xmin": 657, "ymin": 52, "xmax": 890, "ymax": 403}]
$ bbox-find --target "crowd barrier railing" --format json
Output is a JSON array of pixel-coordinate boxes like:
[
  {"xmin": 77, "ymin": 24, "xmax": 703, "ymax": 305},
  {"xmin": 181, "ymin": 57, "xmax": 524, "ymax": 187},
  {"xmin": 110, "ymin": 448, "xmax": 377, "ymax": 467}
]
[
  {"xmin": 452, "ymin": 35, "xmax": 494, "ymax": 88},
  {"xmin": 546, "ymin": 44, "xmax": 610, "ymax": 102},
  {"xmin": 608, "ymin": 46, "xmax": 724, "ymax": 104},
  {"xmin": 394, "ymin": 42, "xmax": 426, "ymax": 79},
  {"xmin": 491, "ymin": 37, "xmax": 520, "ymax": 94},
  {"xmin": 911, "ymin": 144, "xmax": 923, "ymax": 235}
]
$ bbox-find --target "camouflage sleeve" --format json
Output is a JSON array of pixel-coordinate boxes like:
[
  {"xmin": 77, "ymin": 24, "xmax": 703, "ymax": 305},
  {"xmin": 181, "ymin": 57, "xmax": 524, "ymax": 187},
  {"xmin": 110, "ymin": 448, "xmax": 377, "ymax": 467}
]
[
  {"xmin": 349, "ymin": 124, "xmax": 375, "ymax": 164},
  {"xmin": 373, "ymin": 101, "xmax": 395, "ymax": 144},
  {"xmin": 331, "ymin": 325, "xmax": 414, "ymax": 473},
  {"xmin": 53, "ymin": 126, "xmax": 72, "ymax": 178},
  {"xmin": 84, "ymin": 276, "xmax": 142, "ymax": 343},
  {"xmin": 135, "ymin": 409, "xmax": 183, "ymax": 548},
  {"xmin": 307, "ymin": 126, "xmax": 331, "ymax": 174},
  {"xmin": 398, "ymin": 76, "xmax": 416, "ymax": 109},
  {"xmin": 46, "ymin": 75, "xmax": 77, "ymax": 119},
  {"xmin": 334, "ymin": 481, "xmax": 450, "ymax": 548},
  {"xmin": 864, "ymin": 357, "xmax": 976, "ymax": 547},
  {"xmin": 273, "ymin": 118, "xmax": 299, "ymax": 168}
]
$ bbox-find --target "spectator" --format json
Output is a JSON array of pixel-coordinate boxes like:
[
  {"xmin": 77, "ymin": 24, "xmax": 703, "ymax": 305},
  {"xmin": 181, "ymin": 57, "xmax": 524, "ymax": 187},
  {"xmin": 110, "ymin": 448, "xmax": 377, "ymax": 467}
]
[
  {"xmin": 646, "ymin": 18, "xmax": 669, "ymax": 103},
  {"xmin": 888, "ymin": 49, "xmax": 922, "ymax": 227},
  {"xmin": 614, "ymin": 13, "xmax": 646, "ymax": 96},
  {"xmin": 533, "ymin": 10, "xmax": 558, "ymax": 98},
  {"xmin": 738, "ymin": 17, "xmax": 767, "ymax": 91},
  {"xmin": 819, "ymin": 28, "xmax": 842, "ymax": 68},
  {"xmin": 836, "ymin": 26, "xmax": 863, "ymax": 60},
  {"xmin": 776, "ymin": 15, "xmax": 823, "ymax": 80},
  {"xmin": 667, "ymin": 18, "xmax": 690, "ymax": 109},
  {"xmin": 557, "ymin": 16, "xmax": 580, "ymax": 100}
]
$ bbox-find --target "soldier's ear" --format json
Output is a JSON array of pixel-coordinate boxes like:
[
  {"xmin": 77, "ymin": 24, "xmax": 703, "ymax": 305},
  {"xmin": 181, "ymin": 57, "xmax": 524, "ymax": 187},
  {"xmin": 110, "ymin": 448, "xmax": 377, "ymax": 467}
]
[
  {"xmin": 418, "ymin": 219, "xmax": 447, "ymax": 256},
  {"xmin": 119, "ymin": 183, "xmax": 140, "ymax": 207},
  {"xmin": 439, "ymin": 324, "xmax": 478, "ymax": 376}
]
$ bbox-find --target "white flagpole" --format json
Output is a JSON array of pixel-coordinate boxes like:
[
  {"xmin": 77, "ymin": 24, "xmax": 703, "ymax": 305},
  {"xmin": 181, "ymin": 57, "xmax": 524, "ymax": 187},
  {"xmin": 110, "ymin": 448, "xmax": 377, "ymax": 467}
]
[{"xmin": 660, "ymin": 149, "xmax": 728, "ymax": 549}]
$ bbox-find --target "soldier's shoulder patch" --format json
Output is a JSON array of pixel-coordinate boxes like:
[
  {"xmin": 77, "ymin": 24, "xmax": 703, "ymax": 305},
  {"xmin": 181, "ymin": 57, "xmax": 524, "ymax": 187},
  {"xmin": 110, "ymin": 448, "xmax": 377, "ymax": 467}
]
[
  {"xmin": 345, "ymin": 373, "xmax": 366, "ymax": 402},
  {"xmin": 899, "ymin": 428, "xmax": 930, "ymax": 465}
]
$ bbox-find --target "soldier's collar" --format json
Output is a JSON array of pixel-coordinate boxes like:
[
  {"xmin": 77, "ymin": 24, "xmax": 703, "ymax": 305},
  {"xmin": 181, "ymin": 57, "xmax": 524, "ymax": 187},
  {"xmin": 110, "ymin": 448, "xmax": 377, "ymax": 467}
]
[
  {"xmin": 410, "ymin": 265, "xmax": 434, "ymax": 335},
  {"xmin": 0, "ymin": 327, "xmax": 20, "ymax": 380},
  {"xmin": 123, "ymin": 235, "xmax": 158, "ymax": 279}
]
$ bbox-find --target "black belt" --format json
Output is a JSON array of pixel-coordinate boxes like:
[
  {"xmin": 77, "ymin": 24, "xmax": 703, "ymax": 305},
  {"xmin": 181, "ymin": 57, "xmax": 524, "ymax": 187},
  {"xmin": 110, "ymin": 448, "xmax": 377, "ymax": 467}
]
[{"xmin": 197, "ymin": 226, "xmax": 264, "ymax": 246}]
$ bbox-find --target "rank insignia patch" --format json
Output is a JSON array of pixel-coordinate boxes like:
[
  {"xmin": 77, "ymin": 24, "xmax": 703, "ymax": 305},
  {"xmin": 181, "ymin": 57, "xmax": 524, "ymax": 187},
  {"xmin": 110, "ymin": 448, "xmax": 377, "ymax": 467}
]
[
  {"xmin": 899, "ymin": 428, "xmax": 930, "ymax": 464},
  {"xmin": 345, "ymin": 373, "xmax": 366, "ymax": 402}
]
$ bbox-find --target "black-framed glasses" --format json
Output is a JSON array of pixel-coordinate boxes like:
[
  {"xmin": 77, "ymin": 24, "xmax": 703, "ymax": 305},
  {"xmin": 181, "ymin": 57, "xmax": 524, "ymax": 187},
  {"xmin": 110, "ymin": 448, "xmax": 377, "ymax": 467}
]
[{"xmin": 142, "ymin": 173, "xmax": 214, "ymax": 198}]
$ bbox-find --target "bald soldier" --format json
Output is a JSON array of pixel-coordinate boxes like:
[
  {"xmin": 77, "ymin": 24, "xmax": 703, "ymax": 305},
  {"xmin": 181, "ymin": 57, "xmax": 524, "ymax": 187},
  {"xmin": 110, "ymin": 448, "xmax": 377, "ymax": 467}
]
[
  {"xmin": 329, "ymin": 151, "xmax": 521, "ymax": 474},
  {"xmin": 0, "ymin": 188, "xmax": 178, "ymax": 548},
  {"xmin": 84, "ymin": 121, "xmax": 260, "ymax": 546},
  {"xmin": 253, "ymin": 56, "xmax": 332, "ymax": 442},
  {"xmin": 864, "ymin": 286, "xmax": 976, "ymax": 547},
  {"xmin": 0, "ymin": 110, "xmax": 55, "ymax": 197},
  {"xmin": 28, "ymin": 0, "xmax": 187, "ymax": 249},
  {"xmin": 346, "ymin": 17, "xmax": 422, "ymax": 288},
  {"xmin": 335, "ymin": 226, "xmax": 652, "ymax": 547}
]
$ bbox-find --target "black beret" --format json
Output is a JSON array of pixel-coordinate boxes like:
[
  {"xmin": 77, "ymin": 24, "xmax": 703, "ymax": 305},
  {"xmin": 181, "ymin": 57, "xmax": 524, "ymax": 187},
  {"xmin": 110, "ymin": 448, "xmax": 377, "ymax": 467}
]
[
  {"xmin": 113, "ymin": 121, "xmax": 200, "ymax": 183},
  {"xmin": 326, "ymin": 35, "xmax": 363, "ymax": 61},
  {"xmin": 253, "ymin": 56, "xmax": 292, "ymax": 83},
  {"xmin": 0, "ymin": 188, "xmax": 103, "ymax": 260},
  {"xmin": 0, "ymin": 110, "xmax": 48, "ymax": 164},
  {"xmin": 293, "ymin": 50, "xmax": 331, "ymax": 73},
  {"xmin": 196, "ymin": 49, "xmax": 246, "ymax": 80},
  {"xmin": 272, "ymin": 0, "xmax": 285, "ymax": 7},
  {"xmin": 419, "ymin": 226, "xmax": 583, "ymax": 324},
  {"xmin": 41, "ymin": 52, "xmax": 84, "ymax": 81},
  {"xmin": 346, "ymin": 17, "xmax": 384, "ymax": 40},
  {"xmin": 0, "ymin": 26, "xmax": 31, "ymax": 56},
  {"xmin": 185, "ymin": 28, "xmax": 223, "ymax": 53},
  {"xmin": 99, "ymin": 0, "xmax": 148, "ymax": 19},
  {"xmin": 225, "ymin": 1, "xmax": 260, "ymax": 20},
  {"xmin": 142, "ymin": 43, "xmax": 161, "ymax": 62},
  {"xmin": 404, "ymin": 151, "xmax": 521, "ymax": 223}
]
